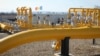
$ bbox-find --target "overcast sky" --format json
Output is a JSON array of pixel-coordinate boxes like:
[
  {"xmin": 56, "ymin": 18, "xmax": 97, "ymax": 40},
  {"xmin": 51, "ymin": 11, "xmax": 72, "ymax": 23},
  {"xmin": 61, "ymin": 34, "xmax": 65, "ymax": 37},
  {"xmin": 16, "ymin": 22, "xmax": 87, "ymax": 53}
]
[{"xmin": 0, "ymin": 0, "xmax": 100, "ymax": 12}]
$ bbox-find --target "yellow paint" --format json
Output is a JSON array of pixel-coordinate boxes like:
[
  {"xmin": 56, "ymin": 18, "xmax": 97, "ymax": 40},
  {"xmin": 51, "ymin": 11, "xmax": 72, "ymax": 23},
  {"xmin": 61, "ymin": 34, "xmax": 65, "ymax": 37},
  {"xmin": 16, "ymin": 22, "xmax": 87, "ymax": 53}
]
[
  {"xmin": 28, "ymin": 8, "xmax": 33, "ymax": 29},
  {"xmin": 52, "ymin": 40, "xmax": 61, "ymax": 51},
  {"xmin": 68, "ymin": 8, "xmax": 100, "ymax": 26},
  {"xmin": 0, "ymin": 23, "xmax": 13, "ymax": 31},
  {"xmin": 0, "ymin": 7, "xmax": 100, "ymax": 53},
  {"xmin": 1, "ymin": 7, "xmax": 100, "ymax": 32},
  {"xmin": 0, "ymin": 26, "xmax": 100, "ymax": 53},
  {"xmin": 16, "ymin": 7, "xmax": 33, "ymax": 30}
]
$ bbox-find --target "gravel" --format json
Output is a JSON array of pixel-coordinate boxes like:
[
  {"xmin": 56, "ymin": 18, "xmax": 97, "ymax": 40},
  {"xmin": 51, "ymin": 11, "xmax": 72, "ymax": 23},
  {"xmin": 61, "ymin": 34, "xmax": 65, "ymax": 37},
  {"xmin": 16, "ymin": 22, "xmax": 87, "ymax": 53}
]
[{"xmin": 0, "ymin": 33, "xmax": 100, "ymax": 56}]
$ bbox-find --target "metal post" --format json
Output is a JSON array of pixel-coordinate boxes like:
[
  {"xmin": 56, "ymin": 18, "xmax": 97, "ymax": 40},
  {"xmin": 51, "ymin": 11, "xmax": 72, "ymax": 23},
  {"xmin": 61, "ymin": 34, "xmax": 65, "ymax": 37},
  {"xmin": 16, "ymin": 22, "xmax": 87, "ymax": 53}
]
[
  {"xmin": 93, "ymin": 38, "xmax": 95, "ymax": 45},
  {"xmin": 61, "ymin": 37, "xmax": 70, "ymax": 56}
]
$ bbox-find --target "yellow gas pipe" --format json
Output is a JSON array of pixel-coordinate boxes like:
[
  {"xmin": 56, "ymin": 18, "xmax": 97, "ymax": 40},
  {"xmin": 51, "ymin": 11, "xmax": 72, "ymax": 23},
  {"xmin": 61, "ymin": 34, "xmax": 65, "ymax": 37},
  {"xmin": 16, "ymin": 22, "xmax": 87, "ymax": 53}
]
[
  {"xmin": 0, "ymin": 7, "xmax": 100, "ymax": 54},
  {"xmin": 0, "ymin": 27, "xmax": 100, "ymax": 53}
]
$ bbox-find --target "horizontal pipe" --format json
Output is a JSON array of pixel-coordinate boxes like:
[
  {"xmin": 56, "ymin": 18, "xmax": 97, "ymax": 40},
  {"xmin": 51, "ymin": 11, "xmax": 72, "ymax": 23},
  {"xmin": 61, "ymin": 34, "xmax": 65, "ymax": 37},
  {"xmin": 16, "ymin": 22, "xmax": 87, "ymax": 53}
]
[{"xmin": 0, "ymin": 26, "xmax": 100, "ymax": 53}]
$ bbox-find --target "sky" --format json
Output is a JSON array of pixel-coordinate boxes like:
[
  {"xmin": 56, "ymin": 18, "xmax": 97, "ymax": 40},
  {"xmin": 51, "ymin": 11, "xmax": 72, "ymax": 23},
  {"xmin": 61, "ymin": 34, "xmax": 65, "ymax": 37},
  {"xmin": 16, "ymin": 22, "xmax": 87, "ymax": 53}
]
[{"xmin": 0, "ymin": 0, "xmax": 100, "ymax": 12}]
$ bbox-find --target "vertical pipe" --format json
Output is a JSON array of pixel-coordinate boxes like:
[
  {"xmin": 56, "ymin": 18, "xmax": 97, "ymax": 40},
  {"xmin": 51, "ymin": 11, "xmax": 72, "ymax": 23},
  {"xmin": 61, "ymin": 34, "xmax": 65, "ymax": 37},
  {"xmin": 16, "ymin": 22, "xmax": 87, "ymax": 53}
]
[
  {"xmin": 74, "ymin": 11, "xmax": 77, "ymax": 27},
  {"xmin": 86, "ymin": 8, "xmax": 90, "ymax": 26},
  {"xmin": 92, "ymin": 9, "xmax": 95, "ymax": 25},
  {"xmin": 23, "ymin": 7, "xmax": 28, "ymax": 28},
  {"xmin": 28, "ymin": 8, "xmax": 33, "ymax": 29},
  {"xmin": 16, "ymin": 7, "xmax": 20, "ymax": 16},
  {"xmin": 16, "ymin": 7, "xmax": 21, "ymax": 25},
  {"xmin": 37, "ymin": 16, "xmax": 41, "ymax": 25},
  {"xmin": 97, "ymin": 9, "xmax": 100, "ymax": 26},
  {"xmin": 89, "ymin": 10, "xmax": 92, "ymax": 26},
  {"xmin": 43, "ymin": 16, "xmax": 46, "ymax": 25},
  {"xmin": 67, "ymin": 9, "xmax": 71, "ymax": 26},
  {"xmin": 61, "ymin": 37, "xmax": 70, "ymax": 56},
  {"xmin": 81, "ymin": 9, "xmax": 84, "ymax": 25},
  {"xmin": 21, "ymin": 7, "xmax": 24, "ymax": 27},
  {"xmin": 93, "ymin": 39, "xmax": 96, "ymax": 45}
]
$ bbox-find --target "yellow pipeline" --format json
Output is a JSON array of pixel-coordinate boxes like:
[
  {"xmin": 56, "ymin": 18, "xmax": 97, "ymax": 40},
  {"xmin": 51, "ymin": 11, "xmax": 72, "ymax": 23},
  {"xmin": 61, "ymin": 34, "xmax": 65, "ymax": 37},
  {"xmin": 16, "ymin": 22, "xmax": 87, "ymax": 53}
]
[
  {"xmin": 28, "ymin": 8, "xmax": 33, "ymax": 29},
  {"xmin": 16, "ymin": 7, "xmax": 33, "ymax": 29},
  {"xmin": 0, "ymin": 23, "xmax": 13, "ymax": 31},
  {"xmin": 16, "ymin": 7, "xmax": 21, "ymax": 25},
  {"xmin": 0, "ymin": 26, "xmax": 100, "ymax": 53}
]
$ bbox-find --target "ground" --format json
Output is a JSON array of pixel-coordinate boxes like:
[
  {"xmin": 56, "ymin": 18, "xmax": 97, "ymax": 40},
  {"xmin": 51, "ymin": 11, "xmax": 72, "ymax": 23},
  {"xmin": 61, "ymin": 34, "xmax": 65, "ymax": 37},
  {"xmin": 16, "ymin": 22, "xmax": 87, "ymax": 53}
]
[{"xmin": 0, "ymin": 33, "xmax": 100, "ymax": 56}]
